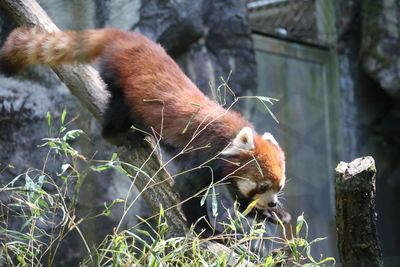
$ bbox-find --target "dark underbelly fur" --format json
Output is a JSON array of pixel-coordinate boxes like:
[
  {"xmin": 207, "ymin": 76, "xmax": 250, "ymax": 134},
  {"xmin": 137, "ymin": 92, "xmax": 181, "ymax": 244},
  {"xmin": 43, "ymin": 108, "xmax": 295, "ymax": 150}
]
[
  {"xmin": 99, "ymin": 63, "xmax": 145, "ymax": 143},
  {"xmin": 101, "ymin": 89, "xmax": 134, "ymax": 140}
]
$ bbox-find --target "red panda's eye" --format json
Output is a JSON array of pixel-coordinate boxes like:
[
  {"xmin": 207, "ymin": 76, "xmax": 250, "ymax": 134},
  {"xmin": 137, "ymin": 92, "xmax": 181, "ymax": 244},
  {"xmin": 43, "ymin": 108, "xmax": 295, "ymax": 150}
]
[{"xmin": 259, "ymin": 185, "xmax": 269, "ymax": 192}]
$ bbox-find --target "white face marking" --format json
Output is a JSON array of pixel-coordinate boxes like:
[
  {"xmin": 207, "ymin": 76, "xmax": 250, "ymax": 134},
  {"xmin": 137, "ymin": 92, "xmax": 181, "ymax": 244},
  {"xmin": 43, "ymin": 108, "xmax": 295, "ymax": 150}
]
[
  {"xmin": 222, "ymin": 127, "xmax": 255, "ymax": 156},
  {"xmin": 264, "ymin": 180, "xmax": 272, "ymax": 187},
  {"xmin": 237, "ymin": 179, "xmax": 280, "ymax": 210},
  {"xmin": 262, "ymin": 132, "xmax": 279, "ymax": 146},
  {"xmin": 236, "ymin": 179, "xmax": 257, "ymax": 196},
  {"xmin": 256, "ymin": 191, "xmax": 278, "ymax": 210},
  {"xmin": 280, "ymin": 175, "xmax": 286, "ymax": 190},
  {"xmin": 279, "ymin": 163, "xmax": 286, "ymax": 189}
]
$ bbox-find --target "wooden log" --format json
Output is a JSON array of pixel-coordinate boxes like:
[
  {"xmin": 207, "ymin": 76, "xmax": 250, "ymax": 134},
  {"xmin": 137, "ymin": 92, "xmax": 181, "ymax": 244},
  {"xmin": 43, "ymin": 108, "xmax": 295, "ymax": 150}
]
[
  {"xmin": 0, "ymin": 2, "xmax": 256, "ymax": 265},
  {"xmin": 335, "ymin": 156, "xmax": 383, "ymax": 267}
]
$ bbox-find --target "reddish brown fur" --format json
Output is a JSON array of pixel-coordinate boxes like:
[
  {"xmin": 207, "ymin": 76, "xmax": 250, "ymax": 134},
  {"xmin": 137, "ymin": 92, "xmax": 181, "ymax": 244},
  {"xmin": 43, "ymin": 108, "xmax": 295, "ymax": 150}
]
[
  {"xmin": 0, "ymin": 28, "xmax": 115, "ymax": 74},
  {"xmin": 96, "ymin": 30, "xmax": 253, "ymax": 150},
  {"xmin": 224, "ymin": 135, "xmax": 285, "ymax": 191},
  {"xmin": 0, "ymin": 27, "xmax": 285, "ymax": 195}
]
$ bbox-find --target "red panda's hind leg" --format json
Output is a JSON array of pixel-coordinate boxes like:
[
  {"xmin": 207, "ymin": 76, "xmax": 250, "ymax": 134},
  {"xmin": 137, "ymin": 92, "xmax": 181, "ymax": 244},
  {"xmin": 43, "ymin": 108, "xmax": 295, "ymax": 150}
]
[
  {"xmin": 99, "ymin": 58, "xmax": 134, "ymax": 144},
  {"xmin": 101, "ymin": 90, "xmax": 135, "ymax": 145}
]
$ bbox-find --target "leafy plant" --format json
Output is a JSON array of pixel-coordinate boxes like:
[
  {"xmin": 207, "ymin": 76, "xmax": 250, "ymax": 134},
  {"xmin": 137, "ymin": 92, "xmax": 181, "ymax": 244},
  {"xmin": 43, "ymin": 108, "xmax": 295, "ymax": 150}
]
[{"xmin": 0, "ymin": 105, "xmax": 335, "ymax": 266}]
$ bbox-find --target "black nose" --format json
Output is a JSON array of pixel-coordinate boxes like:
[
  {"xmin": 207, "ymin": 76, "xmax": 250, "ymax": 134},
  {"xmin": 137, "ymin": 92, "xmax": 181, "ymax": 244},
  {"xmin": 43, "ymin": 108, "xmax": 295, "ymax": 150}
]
[{"xmin": 268, "ymin": 201, "xmax": 277, "ymax": 208}]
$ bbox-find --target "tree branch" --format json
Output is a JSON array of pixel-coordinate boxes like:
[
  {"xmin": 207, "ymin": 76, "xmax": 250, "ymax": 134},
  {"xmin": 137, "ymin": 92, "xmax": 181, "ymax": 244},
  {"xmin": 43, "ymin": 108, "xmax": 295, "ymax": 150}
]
[
  {"xmin": 335, "ymin": 156, "xmax": 383, "ymax": 267},
  {"xmin": 0, "ymin": 1, "xmax": 259, "ymax": 265},
  {"xmin": 0, "ymin": 0, "xmax": 188, "ymax": 237}
]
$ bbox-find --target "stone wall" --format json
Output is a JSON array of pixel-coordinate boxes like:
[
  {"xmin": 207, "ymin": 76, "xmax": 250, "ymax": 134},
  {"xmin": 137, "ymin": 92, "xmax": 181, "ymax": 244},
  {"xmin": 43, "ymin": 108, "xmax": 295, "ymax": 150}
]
[{"xmin": 336, "ymin": 0, "xmax": 400, "ymax": 263}]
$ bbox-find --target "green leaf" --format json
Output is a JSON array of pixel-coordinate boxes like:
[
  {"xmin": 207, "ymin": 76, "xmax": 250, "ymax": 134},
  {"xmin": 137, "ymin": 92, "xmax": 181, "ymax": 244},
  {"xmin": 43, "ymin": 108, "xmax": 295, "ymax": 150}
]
[
  {"xmin": 59, "ymin": 126, "xmax": 66, "ymax": 134},
  {"xmin": 159, "ymin": 204, "xmax": 165, "ymax": 217},
  {"xmin": 103, "ymin": 201, "xmax": 111, "ymax": 216},
  {"xmin": 37, "ymin": 175, "xmax": 45, "ymax": 187},
  {"xmin": 46, "ymin": 111, "xmax": 51, "ymax": 127},
  {"xmin": 188, "ymin": 102, "xmax": 201, "ymax": 107},
  {"xmin": 199, "ymin": 258, "xmax": 209, "ymax": 267},
  {"xmin": 309, "ymin": 236, "xmax": 328, "ymax": 245},
  {"xmin": 305, "ymin": 245, "xmax": 317, "ymax": 264},
  {"xmin": 256, "ymin": 96, "xmax": 279, "ymax": 123},
  {"xmin": 136, "ymin": 229, "xmax": 153, "ymax": 239},
  {"xmin": 120, "ymin": 162, "xmax": 151, "ymax": 180},
  {"xmin": 61, "ymin": 108, "xmax": 67, "ymax": 124},
  {"xmin": 211, "ymin": 186, "xmax": 218, "ymax": 217},
  {"xmin": 290, "ymin": 242, "xmax": 299, "ymax": 262},
  {"xmin": 182, "ymin": 106, "xmax": 201, "ymax": 134},
  {"xmin": 58, "ymin": 163, "xmax": 72, "ymax": 176},
  {"xmin": 24, "ymin": 173, "xmax": 39, "ymax": 191},
  {"xmin": 255, "ymin": 96, "xmax": 279, "ymax": 104},
  {"xmin": 316, "ymin": 257, "xmax": 336, "ymax": 265},
  {"xmin": 263, "ymin": 255, "xmax": 274, "ymax": 265},
  {"xmin": 251, "ymin": 154, "xmax": 264, "ymax": 177},
  {"xmin": 243, "ymin": 199, "xmax": 258, "ymax": 216},
  {"xmin": 91, "ymin": 164, "xmax": 112, "ymax": 172},
  {"xmin": 102, "ymin": 199, "xmax": 124, "ymax": 216},
  {"xmin": 20, "ymin": 218, "xmax": 33, "ymax": 232},
  {"xmin": 200, "ymin": 185, "xmax": 211, "ymax": 206},
  {"xmin": 9, "ymin": 173, "xmax": 24, "ymax": 186},
  {"xmin": 296, "ymin": 213, "xmax": 304, "ymax": 237},
  {"xmin": 16, "ymin": 255, "xmax": 27, "ymax": 265},
  {"xmin": 38, "ymin": 199, "xmax": 50, "ymax": 211},
  {"xmin": 64, "ymin": 129, "xmax": 83, "ymax": 140}
]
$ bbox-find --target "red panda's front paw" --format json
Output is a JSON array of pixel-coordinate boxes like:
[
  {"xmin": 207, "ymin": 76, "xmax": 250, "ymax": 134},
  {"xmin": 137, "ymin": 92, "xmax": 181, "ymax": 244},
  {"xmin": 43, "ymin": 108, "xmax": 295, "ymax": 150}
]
[{"xmin": 260, "ymin": 206, "xmax": 291, "ymax": 224}]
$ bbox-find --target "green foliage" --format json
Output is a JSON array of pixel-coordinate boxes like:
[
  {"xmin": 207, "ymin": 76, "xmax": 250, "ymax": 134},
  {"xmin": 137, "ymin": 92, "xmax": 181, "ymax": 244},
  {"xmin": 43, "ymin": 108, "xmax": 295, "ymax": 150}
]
[
  {"xmin": 213, "ymin": 72, "xmax": 279, "ymax": 124},
  {"xmin": 0, "ymin": 111, "xmax": 335, "ymax": 267}
]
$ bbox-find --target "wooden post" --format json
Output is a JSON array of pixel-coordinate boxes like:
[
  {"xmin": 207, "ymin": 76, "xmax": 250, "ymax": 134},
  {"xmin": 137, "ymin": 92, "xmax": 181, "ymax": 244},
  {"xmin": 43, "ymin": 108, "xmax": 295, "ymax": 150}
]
[{"xmin": 335, "ymin": 156, "xmax": 383, "ymax": 266}]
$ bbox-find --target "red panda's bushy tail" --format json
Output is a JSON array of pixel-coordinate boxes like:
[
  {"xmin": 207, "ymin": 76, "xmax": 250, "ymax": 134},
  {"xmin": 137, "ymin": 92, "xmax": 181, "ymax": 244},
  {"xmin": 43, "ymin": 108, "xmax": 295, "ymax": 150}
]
[{"xmin": 0, "ymin": 27, "xmax": 117, "ymax": 75}]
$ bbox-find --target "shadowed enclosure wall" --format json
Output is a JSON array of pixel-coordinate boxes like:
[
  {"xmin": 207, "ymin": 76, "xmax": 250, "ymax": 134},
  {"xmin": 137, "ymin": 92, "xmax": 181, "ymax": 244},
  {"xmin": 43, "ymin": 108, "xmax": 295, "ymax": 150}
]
[{"xmin": 250, "ymin": 33, "xmax": 340, "ymax": 258}]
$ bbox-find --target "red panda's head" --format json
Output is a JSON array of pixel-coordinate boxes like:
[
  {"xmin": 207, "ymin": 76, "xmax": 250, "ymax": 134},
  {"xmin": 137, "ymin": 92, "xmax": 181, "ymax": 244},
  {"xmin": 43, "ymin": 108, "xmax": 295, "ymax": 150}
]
[{"xmin": 222, "ymin": 127, "xmax": 286, "ymax": 211}]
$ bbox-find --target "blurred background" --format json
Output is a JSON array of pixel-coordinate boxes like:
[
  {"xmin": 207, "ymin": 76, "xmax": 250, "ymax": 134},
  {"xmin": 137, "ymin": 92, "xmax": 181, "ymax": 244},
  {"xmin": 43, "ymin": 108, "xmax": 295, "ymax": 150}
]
[{"xmin": 0, "ymin": 0, "xmax": 399, "ymax": 265}]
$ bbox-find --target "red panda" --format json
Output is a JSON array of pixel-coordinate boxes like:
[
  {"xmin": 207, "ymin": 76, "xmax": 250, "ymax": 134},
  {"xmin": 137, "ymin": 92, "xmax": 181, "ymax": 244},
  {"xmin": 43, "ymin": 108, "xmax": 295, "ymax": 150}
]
[{"xmin": 0, "ymin": 27, "xmax": 288, "ymax": 223}]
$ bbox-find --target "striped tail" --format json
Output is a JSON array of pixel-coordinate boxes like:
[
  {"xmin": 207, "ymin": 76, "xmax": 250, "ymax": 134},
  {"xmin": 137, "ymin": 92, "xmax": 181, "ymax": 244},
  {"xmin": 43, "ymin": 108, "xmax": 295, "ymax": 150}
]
[{"xmin": 0, "ymin": 27, "xmax": 116, "ymax": 75}]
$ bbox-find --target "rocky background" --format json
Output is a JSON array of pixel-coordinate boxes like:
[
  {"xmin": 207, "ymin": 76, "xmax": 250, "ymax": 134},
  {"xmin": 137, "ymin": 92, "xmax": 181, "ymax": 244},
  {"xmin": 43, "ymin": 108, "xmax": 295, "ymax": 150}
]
[
  {"xmin": 336, "ymin": 0, "xmax": 400, "ymax": 263},
  {"xmin": 0, "ymin": 0, "xmax": 257, "ymax": 265},
  {"xmin": 1, "ymin": 0, "xmax": 400, "ymax": 265}
]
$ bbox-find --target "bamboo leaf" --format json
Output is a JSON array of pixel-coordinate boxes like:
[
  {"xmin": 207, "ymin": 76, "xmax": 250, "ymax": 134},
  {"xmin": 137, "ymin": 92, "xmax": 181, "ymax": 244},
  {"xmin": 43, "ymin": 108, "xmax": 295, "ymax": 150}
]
[
  {"xmin": 243, "ymin": 199, "xmax": 258, "ymax": 216},
  {"xmin": 61, "ymin": 108, "xmax": 67, "ymax": 124}
]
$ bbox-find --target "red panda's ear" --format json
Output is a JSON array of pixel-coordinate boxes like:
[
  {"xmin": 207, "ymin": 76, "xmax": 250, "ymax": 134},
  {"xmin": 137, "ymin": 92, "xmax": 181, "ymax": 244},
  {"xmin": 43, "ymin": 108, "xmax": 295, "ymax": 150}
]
[
  {"xmin": 222, "ymin": 127, "xmax": 255, "ymax": 156},
  {"xmin": 262, "ymin": 132, "xmax": 279, "ymax": 146}
]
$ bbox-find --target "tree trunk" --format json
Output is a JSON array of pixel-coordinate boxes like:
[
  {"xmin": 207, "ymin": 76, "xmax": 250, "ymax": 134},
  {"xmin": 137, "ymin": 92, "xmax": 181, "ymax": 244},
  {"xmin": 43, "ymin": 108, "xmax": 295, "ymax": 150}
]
[
  {"xmin": 0, "ymin": 1, "xmax": 255, "ymax": 265},
  {"xmin": 335, "ymin": 156, "xmax": 383, "ymax": 266},
  {"xmin": 0, "ymin": 0, "xmax": 188, "ymax": 237}
]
